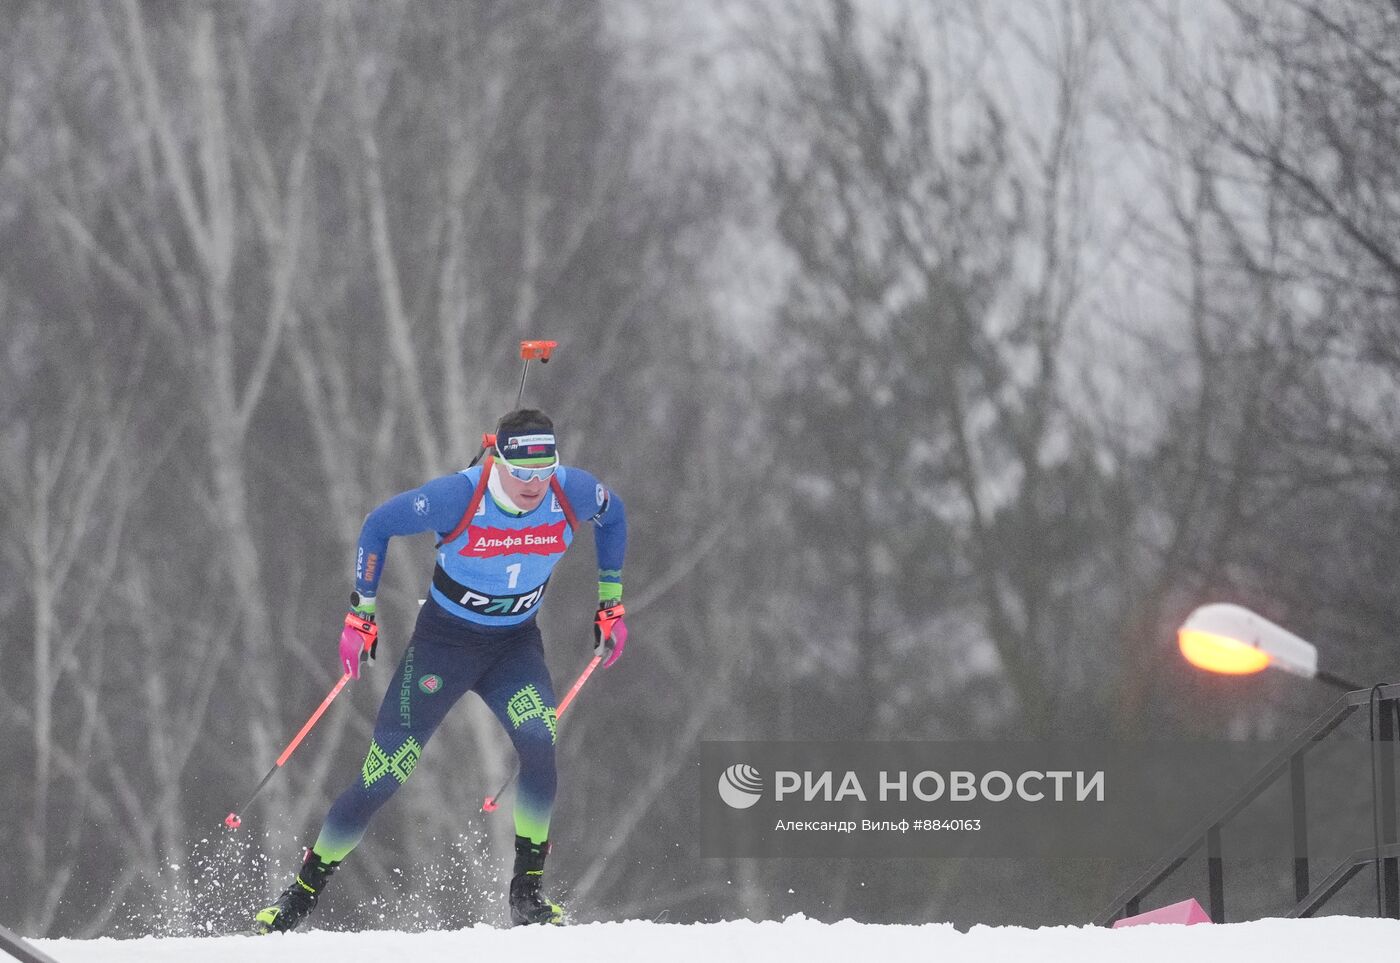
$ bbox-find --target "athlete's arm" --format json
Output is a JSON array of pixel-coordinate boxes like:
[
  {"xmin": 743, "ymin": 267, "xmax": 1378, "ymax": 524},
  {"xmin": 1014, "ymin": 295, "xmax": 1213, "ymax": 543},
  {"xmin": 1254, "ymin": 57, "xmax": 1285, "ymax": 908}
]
[
  {"xmin": 560, "ymin": 468, "xmax": 627, "ymax": 603},
  {"xmin": 354, "ymin": 472, "xmax": 476, "ymax": 597}
]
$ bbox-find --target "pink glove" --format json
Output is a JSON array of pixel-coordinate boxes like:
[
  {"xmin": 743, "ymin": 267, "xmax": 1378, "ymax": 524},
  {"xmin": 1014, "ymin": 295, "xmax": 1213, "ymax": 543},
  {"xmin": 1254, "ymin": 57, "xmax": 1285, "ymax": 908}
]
[
  {"xmin": 340, "ymin": 611, "xmax": 379, "ymax": 679},
  {"xmin": 593, "ymin": 602, "xmax": 627, "ymax": 668}
]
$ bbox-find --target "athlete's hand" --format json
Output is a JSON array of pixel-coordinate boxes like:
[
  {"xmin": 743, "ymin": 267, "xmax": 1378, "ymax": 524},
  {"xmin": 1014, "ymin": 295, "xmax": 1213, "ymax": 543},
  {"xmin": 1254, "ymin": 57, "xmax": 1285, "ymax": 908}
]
[
  {"xmin": 340, "ymin": 592, "xmax": 379, "ymax": 678},
  {"xmin": 593, "ymin": 602, "xmax": 627, "ymax": 668}
]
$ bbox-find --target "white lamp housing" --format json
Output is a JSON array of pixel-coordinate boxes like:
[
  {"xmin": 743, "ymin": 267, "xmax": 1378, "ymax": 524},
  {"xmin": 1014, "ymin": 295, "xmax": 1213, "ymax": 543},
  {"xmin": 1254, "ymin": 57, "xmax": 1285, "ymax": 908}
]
[{"xmin": 1179, "ymin": 603, "xmax": 1319, "ymax": 679}]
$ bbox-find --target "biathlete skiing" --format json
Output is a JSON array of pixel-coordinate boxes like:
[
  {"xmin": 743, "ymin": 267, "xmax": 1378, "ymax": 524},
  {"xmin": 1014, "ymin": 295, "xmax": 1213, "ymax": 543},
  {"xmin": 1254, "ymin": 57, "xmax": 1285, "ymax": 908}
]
[{"xmin": 253, "ymin": 407, "xmax": 628, "ymax": 931}]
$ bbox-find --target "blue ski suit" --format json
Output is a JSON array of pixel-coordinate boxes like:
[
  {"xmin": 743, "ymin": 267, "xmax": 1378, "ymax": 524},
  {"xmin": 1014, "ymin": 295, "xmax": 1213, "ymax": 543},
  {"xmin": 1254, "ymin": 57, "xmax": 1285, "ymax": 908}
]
[{"xmin": 313, "ymin": 462, "xmax": 626, "ymax": 861}]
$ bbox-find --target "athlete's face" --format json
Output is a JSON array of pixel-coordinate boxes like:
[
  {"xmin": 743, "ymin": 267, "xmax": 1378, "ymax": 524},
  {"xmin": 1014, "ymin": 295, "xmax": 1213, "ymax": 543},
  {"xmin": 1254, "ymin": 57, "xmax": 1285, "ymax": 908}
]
[{"xmin": 496, "ymin": 461, "xmax": 550, "ymax": 510}]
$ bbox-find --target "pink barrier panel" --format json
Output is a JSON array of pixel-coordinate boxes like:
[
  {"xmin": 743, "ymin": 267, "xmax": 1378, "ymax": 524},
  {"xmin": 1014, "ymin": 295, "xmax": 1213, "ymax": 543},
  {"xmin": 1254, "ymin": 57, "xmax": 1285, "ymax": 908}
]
[{"xmin": 1112, "ymin": 898, "xmax": 1214, "ymax": 928}]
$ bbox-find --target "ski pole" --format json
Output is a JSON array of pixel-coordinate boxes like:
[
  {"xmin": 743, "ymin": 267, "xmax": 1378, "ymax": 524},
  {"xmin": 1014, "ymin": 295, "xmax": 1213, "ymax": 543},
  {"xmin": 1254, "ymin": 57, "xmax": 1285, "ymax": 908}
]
[
  {"xmin": 481, "ymin": 652, "xmax": 603, "ymax": 813},
  {"xmin": 224, "ymin": 670, "xmax": 356, "ymax": 830},
  {"xmin": 468, "ymin": 339, "xmax": 558, "ymax": 468}
]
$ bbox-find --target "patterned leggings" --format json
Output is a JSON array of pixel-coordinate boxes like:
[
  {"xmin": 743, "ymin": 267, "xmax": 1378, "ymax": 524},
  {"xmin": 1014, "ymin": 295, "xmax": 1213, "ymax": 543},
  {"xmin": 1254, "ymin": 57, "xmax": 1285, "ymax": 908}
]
[{"xmin": 312, "ymin": 599, "xmax": 558, "ymax": 863}]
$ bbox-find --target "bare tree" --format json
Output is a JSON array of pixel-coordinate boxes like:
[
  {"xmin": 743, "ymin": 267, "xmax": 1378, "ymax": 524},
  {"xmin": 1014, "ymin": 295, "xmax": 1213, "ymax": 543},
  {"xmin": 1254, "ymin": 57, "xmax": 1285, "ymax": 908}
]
[
  {"xmin": 1100, "ymin": 0, "xmax": 1400, "ymax": 735},
  {"xmin": 739, "ymin": 0, "xmax": 1120, "ymax": 747}
]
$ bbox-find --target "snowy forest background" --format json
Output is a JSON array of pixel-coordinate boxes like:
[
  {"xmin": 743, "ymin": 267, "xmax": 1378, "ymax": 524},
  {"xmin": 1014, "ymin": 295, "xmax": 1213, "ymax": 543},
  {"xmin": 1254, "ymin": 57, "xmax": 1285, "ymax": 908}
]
[{"xmin": 3, "ymin": 0, "xmax": 1400, "ymax": 939}]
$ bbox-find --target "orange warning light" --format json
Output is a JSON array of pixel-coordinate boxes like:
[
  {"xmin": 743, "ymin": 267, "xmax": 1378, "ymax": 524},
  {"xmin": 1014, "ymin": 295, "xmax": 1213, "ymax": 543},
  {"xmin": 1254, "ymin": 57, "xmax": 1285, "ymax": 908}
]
[
  {"xmin": 1179, "ymin": 629, "xmax": 1271, "ymax": 676},
  {"xmin": 520, "ymin": 340, "xmax": 557, "ymax": 362}
]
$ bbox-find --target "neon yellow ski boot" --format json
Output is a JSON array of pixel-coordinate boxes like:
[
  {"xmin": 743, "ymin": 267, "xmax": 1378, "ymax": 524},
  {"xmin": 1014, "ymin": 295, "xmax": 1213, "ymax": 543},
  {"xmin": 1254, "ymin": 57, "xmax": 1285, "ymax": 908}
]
[
  {"xmin": 253, "ymin": 849, "xmax": 339, "ymax": 934},
  {"xmin": 508, "ymin": 837, "xmax": 565, "ymax": 926}
]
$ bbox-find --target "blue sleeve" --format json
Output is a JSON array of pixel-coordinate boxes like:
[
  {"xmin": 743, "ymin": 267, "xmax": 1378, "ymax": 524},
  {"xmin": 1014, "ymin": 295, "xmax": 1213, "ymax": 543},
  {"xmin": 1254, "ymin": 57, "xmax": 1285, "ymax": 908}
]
[
  {"xmin": 354, "ymin": 471, "xmax": 478, "ymax": 595},
  {"xmin": 560, "ymin": 467, "xmax": 627, "ymax": 587}
]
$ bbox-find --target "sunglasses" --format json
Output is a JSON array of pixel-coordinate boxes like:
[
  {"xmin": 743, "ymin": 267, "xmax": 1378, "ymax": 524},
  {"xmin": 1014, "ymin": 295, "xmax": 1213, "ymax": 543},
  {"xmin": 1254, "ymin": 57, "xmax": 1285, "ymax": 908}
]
[{"xmin": 495, "ymin": 453, "xmax": 558, "ymax": 482}]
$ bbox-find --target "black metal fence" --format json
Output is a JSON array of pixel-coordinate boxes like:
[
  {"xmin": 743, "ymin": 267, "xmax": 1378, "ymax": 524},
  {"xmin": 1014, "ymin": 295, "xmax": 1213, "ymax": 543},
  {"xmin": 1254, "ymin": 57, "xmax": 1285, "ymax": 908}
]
[{"xmin": 1096, "ymin": 682, "xmax": 1400, "ymax": 925}]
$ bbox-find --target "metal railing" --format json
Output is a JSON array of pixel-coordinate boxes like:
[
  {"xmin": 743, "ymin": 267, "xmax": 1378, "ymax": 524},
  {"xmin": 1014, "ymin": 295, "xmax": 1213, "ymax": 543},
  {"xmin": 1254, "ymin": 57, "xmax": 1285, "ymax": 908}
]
[
  {"xmin": 0, "ymin": 923, "xmax": 58, "ymax": 963},
  {"xmin": 1095, "ymin": 682, "xmax": 1400, "ymax": 926}
]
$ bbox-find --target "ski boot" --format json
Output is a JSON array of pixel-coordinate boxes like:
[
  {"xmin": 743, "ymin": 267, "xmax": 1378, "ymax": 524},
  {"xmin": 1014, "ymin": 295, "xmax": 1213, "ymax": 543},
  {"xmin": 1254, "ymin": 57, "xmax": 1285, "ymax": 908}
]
[
  {"xmin": 252, "ymin": 848, "xmax": 340, "ymax": 934},
  {"xmin": 509, "ymin": 836, "xmax": 565, "ymax": 926}
]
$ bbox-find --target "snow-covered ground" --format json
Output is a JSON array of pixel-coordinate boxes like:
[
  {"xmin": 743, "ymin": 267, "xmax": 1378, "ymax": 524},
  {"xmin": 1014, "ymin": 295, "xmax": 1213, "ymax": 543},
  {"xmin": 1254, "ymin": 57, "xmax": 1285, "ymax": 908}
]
[{"xmin": 32, "ymin": 915, "xmax": 1400, "ymax": 963}]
